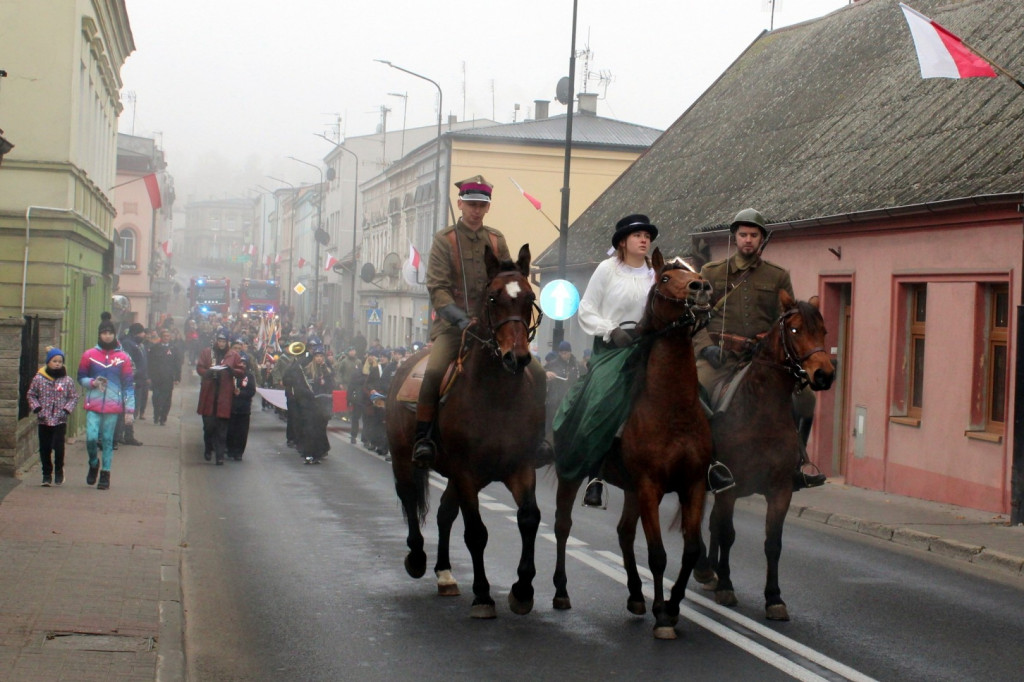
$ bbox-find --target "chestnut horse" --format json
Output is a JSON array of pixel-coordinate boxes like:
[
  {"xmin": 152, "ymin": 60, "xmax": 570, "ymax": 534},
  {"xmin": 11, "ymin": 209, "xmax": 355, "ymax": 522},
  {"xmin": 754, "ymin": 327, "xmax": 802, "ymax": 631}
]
[
  {"xmin": 694, "ymin": 291, "xmax": 835, "ymax": 620},
  {"xmin": 385, "ymin": 244, "xmax": 547, "ymax": 619},
  {"xmin": 552, "ymin": 248, "xmax": 714, "ymax": 640}
]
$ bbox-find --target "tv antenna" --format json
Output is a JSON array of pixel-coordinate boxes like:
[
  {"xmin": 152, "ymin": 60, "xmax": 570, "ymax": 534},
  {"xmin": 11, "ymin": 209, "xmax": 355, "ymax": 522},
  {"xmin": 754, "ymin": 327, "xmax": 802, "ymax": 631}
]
[{"xmin": 578, "ymin": 41, "xmax": 614, "ymax": 99}]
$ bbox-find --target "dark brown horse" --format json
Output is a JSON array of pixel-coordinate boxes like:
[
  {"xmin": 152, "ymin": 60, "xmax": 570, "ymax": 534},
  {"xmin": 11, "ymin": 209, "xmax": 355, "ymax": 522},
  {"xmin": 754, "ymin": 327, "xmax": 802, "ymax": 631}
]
[
  {"xmin": 552, "ymin": 248, "xmax": 714, "ymax": 639},
  {"xmin": 694, "ymin": 291, "xmax": 835, "ymax": 620},
  {"xmin": 385, "ymin": 244, "xmax": 547, "ymax": 619}
]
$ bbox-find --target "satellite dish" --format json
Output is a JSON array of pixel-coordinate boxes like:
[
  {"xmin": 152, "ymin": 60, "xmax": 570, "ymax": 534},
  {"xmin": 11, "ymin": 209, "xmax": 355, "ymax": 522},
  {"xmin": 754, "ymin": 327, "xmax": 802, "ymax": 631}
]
[
  {"xmin": 315, "ymin": 227, "xmax": 330, "ymax": 246},
  {"xmin": 326, "ymin": 167, "xmax": 336, "ymax": 181},
  {"xmin": 360, "ymin": 262, "xmax": 376, "ymax": 283},
  {"xmin": 382, "ymin": 252, "xmax": 401, "ymax": 279},
  {"xmin": 111, "ymin": 295, "xmax": 131, "ymax": 315},
  {"xmin": 555, "ymin": 77, "xmax": 571, "ymax": 105}
]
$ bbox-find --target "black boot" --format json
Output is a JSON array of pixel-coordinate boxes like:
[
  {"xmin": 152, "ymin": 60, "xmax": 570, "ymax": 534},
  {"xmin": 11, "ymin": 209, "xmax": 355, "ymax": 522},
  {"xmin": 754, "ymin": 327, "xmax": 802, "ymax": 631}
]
[
  {"xmin": 793, "ymin": 451, "xmax": 826, "ymax": 490},
  {"xmin": 583, "ymin": 480, "xmax": 603, "ymax": 507},
  {"xmin": 707, "ymin": 461, "xmax": 736, "ymax": 494},
  {"xmin": 97, "ymin": 470, "xmax": 110, "ymax": 490},
  {"xmin": 86, "ymin": 465, "xmax": 99, "ymax": 486},
  {"xmin": 412, "ymin": 421, "xmax": 436, "ymax": 469}
]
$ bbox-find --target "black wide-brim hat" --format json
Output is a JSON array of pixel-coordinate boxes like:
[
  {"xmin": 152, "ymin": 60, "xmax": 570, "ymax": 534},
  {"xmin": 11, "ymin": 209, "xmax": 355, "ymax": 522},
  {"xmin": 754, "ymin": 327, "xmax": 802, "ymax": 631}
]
[{"xmin": 612, "ymin": 214, "xmax": 658, "ymax": 248}]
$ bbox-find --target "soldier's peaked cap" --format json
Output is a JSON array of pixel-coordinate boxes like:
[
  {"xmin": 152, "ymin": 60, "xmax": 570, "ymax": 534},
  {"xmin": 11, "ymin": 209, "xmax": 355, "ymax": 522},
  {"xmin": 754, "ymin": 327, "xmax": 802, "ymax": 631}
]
[{"xmin": 455, "ymin": 175, "xmax": 492, "ymax": 203}]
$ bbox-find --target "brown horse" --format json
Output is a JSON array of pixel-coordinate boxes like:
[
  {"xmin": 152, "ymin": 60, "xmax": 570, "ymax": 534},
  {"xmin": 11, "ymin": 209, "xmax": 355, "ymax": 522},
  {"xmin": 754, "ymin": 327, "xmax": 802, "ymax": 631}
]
[
  {"xmin": 385, "ymin": 244, "xmax": 547, "ymax": 619},
  {"xmin": 552, "ymin": 248, "xmax": 714, "ymax": 640},
  {"xmin": 694, "ymin": 291, "xmax": 835, "ymax": 621}
]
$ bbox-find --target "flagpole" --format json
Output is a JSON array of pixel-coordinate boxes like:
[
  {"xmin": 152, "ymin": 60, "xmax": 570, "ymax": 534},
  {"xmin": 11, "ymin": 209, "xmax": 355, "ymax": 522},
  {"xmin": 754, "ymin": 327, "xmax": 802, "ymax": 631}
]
[{"xmin": 959, "ymin": 41, "xmax": 1024, "ymax": 90}]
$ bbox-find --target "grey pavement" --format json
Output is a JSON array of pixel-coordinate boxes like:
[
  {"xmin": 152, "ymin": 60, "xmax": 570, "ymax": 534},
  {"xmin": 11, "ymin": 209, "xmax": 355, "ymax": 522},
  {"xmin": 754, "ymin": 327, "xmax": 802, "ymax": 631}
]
[{"xmin": 2, "ymin": 390, "xmax": 1023, "ymax": 681}]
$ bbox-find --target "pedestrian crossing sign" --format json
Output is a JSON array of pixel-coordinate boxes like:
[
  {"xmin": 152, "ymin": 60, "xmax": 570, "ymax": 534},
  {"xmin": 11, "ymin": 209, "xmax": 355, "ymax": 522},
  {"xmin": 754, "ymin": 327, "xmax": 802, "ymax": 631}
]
[{"xmin": 366, "ymin": 308, "xmax": 383, "ymax": 325}]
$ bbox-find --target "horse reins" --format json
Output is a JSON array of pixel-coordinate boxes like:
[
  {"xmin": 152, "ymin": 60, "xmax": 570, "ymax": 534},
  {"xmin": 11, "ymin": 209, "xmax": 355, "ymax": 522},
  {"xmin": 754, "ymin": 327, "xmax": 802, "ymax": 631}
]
[
  {"xmin": 646, "ymin": 271, "xmax": 712, "ymax": 338},
  {"xmin": 752, "ymin": 307, "xmax": 826, "ymax": 390},
  {"xmin": 458, "ymin": 271, "xmax": 543, "ymax": 365}
]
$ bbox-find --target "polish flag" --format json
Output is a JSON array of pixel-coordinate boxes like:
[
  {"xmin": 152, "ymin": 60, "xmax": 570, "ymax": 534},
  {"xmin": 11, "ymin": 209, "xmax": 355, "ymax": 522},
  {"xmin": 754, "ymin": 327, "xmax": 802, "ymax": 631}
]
[
  {"xmin": 509, "ymin": 177, "xmax": 542, "ymax": 210},
  {"xmin": 403, "ymin": 242, "xmax": 426, "ymax": 286},
  {"xmin": 324, "ymin": 254, "xmax": 339, "ymax": 271},
  {"xmin": 297, "ymin": 257, "xmax": 307, "ymax": 268},
  {"xmin": 143, "ymin": 173, "xmax": 162, "ymax": 209},
  {"xmin": 244, "ymin": 244, "xmax": 255, "ymax": 256},
  {"xmin": 275, "ymin": 253, "xmax": 282, "ymax": 264},
  {"xmin": 160, "ymin": 239, "xmax": 172, "ymax": 258},
  {"xmin": 899, "ymin": 4, "xmax": 996, "ymax": 79}
]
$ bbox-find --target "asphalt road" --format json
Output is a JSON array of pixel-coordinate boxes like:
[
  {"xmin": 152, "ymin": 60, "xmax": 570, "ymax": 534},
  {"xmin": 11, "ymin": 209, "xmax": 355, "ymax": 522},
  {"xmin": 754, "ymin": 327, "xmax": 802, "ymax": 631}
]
[{"xmin": 181, "ymin": 400, "xmax": 1024, "ymax": 682}]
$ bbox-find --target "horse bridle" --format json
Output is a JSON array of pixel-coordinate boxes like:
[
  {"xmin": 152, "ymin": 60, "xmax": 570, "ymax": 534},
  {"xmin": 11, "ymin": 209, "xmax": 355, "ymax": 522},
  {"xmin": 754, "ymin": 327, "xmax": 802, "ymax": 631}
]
[
  {"xmin": 647, "ymin": 272, "xmax": 712, "ymax": 337},
  {"xmin": 774, "ymin": 307, "xmax": 827, "ymax": 389},
  {"xmin": 462, "ymin": 271, "xmax": 544, "ymax": 358}
]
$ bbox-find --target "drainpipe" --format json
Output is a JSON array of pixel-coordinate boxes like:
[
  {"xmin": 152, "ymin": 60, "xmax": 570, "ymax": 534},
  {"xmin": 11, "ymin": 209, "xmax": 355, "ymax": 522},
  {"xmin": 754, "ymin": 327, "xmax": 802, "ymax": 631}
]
[
  {"xmin": 23, "ymin": 206, "xmax": 90, "ymax": 314},
  {"xmin": 1013, "ymin": 208, "xmax": 1024, "ymax": 524}
]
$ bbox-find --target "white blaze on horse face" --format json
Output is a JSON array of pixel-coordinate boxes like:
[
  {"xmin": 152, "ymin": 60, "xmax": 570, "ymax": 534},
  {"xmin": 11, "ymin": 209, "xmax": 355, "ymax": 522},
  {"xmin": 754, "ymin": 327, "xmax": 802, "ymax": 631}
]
[{"xmin": 505, "ymin": 281, "xmax": 522, "ymax": 298}]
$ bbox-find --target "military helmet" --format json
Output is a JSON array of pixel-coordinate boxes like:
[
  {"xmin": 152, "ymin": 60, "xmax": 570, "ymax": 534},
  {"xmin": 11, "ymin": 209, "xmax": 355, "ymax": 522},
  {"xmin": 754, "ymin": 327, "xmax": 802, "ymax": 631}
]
[{"xmin": 729, "ymin": 208, "xmax": 767, "ymax": 236}]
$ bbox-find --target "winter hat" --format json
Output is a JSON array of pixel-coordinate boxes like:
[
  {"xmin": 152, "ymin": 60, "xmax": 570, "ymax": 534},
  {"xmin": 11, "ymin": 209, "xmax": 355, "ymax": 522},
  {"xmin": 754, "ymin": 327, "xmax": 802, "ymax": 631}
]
[
  {"xmin": 46, "ymin": 347, "xmax": 65, "ymax": 363},
  {"xmin": 98, "ymin": 312, "xmax": 116, "ymax": 335},
  {"xmin": 558, "ymin": 341, "xmax": 572, "ymax": 352},
  {"xmin": 215, "ymin": 327, "xmax": 230, "ymax": 340},
  {"xmin": 128, "ymin": 322, "xmax": 146, "ymax": 336}
]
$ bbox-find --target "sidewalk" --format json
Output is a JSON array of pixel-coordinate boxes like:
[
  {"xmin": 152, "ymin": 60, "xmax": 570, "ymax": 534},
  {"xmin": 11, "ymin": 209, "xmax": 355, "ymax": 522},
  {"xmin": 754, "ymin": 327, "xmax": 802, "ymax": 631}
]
[
  {"xmin": 0, "ymin": 389, "xmax": 184, "ymax": 682},
  {"xmin": 2, "ymin": 408, "xmax": 1022, "ymax": 682}
]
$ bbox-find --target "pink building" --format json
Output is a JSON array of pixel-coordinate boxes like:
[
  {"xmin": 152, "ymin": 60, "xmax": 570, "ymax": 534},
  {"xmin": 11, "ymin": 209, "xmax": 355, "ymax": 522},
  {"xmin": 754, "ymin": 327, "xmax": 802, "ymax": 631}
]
[{"xmin": 538, "ymin": 0, "xmax": 1024, "ymax": 517}]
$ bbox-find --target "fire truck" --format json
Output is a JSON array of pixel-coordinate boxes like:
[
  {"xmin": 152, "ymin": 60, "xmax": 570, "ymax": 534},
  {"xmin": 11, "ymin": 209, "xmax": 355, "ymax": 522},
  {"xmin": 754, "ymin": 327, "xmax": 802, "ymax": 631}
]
[
  {"xmin": 237, "ymin": 278, "xmax": 281, "ymax": 318},
  {"xmin": 188, "ymin": 276, "xmax": 231, "ymax": 317}
]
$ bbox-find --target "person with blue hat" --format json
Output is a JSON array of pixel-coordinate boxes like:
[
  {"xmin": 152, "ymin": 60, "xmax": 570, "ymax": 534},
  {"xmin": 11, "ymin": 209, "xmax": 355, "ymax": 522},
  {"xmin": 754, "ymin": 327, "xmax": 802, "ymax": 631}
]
[{"xmin": 27, "ymin": 347, "xmax": 79, "ymax": 486}]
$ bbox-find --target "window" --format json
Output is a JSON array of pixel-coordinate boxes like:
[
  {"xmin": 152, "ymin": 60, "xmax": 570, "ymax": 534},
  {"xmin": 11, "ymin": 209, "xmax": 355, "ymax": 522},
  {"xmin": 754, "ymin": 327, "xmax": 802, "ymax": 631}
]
[
  {"xmin": 986, "ymin": 284, "xmax": 1009, "ymax": 428},
  {"xmin": 908, "ymin": 284, "xmax": 926, "ymax": 418},
  {"xmin": 119, "ymin": 228, "xmax": 137, "ymax": 268}
]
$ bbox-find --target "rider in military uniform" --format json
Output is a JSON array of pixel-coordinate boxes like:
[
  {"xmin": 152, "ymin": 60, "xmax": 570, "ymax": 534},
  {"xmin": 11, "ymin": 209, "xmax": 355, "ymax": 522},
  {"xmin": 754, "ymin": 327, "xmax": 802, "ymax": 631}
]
[
  {"xmin": 412, "ymin": 175, "xmax": 512, "ymax": 468},
  {"xmin": 693, "ymin": 208, "xmax": 826, "ymax": 490}
]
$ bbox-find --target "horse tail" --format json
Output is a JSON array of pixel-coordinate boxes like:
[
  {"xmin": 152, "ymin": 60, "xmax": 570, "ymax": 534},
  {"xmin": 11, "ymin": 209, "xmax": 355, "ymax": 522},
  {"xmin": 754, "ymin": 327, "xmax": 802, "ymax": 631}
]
[{"xmin": 412, "ymin": 466, "xmax": 431, "ymax": 526}]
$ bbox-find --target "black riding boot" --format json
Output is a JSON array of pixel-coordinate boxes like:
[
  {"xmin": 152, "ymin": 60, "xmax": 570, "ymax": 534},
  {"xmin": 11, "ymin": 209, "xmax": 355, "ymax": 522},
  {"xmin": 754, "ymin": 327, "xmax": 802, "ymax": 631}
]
[
  {"xmin": 793, "ymin": 446, "xmax": 826, "ymax": 490},
  {"xmin": 707, "ymin": 461, "xmax": 736, "ymax": 494},
  {"xmin": 412, "ymin": 421, "xmax": 436, "ymax": 469},
  {"xmin": 583, "ymin": 479, "xmax": 604, "ymax": 507}
]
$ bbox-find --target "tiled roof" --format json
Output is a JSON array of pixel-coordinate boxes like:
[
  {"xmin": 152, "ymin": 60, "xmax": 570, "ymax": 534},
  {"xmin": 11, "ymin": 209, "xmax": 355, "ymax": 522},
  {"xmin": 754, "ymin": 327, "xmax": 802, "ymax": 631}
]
[
  {"xmin": 537, "ymin": 0, "xmax": 1024, "ymax": 267},
  {"xmin": 449, "ymin": 113, "xmax": 662, "ymax": 150}
]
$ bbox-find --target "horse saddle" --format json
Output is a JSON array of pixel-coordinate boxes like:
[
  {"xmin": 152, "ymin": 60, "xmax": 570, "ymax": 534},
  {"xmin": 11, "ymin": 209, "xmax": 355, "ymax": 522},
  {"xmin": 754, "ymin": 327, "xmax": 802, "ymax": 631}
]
[
  {"xmin": 702, "ymin": 362, "xmax": 753, "ymax": 416},
  {"xmin": 394, "ymin": 354, "xmax": 461, "ymax": 411}
]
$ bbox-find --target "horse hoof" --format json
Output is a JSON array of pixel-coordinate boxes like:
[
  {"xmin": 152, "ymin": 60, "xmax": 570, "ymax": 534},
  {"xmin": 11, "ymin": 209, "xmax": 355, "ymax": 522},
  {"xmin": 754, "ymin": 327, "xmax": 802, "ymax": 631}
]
[
  {"xmin": 508, "ymin": 592, "xmax": 534, "ymax": 615},
  {"xmin": 436, "ymin": 570, "xmax": 460, "ymax": 596},
  {"xmin": 404, "ymin": 553, "xmax": 427, "ymax": 579},
  {"xmin": 653, "ymin": 626, "xmax": 677, "ymax": 640},
  {"xmin": 470, "ymin": 603, "xmax": 497, "ymax": 619},
  {"xmin": 552, "ymin": 596, "xmax": 572, "ymax": 611},
  {"xmin": 627, "ymin": 599, "xmax": 646, "ymax": 616},
  {"xmin": 766, "ymin": 604, "xmax": 790, "ymax": 621},
  {"xmin": 715, "ymin": 590, "xmax": 738, "ymax": 607},
  {"xmin": 693, "ymin": 568, "xmax": 718, "ymax": 586}
]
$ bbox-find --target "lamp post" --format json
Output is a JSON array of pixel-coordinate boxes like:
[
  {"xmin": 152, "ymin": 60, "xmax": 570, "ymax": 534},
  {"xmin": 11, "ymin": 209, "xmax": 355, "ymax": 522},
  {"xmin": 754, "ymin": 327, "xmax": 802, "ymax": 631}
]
[
  {"xmin": 387, "ymin": 92, "xmax": 408, "ymax": 158},
  {"xmin": 375, "ymin": 59, "xmax": 443, "ymax": 236},
  {"xmin": 267, "ymin": 176, "xmax": 296, "ymax": 312},
  {"xmin": 314, "ymin": 133, "xmax": 360, "ymax": 339},
  {"xmin": 286, "ymin": 156, "xmax": 326, "ymax": 324}
]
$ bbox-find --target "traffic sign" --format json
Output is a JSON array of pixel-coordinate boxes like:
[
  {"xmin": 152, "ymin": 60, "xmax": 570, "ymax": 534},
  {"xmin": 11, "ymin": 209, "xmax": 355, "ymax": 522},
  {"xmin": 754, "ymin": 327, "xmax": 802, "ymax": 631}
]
[
  {"xmin": 293, "ymin": 283, "xmax": 306, "ymax": 295},
  {"xmin": 539, "ymin": 280, "xmax": 580, "ymax": 321},
  {"xmin": 366, "ymin": 308, "xmax": 383, "ymax": 325}
]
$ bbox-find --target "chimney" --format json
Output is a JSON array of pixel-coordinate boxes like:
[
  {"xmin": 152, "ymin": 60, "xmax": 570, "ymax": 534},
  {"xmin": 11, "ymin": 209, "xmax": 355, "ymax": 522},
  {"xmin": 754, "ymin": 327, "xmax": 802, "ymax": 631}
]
[
  {"xmin": 577, "ymin": 93, "xmax": 597, "ymax": 116},
  {"xmin": 448, "ymin": 114, "xmax": 457, "ymax": 127},
  {"xmin": 534, "ymin": 100, "xmax": 550, "ymax": 120}
]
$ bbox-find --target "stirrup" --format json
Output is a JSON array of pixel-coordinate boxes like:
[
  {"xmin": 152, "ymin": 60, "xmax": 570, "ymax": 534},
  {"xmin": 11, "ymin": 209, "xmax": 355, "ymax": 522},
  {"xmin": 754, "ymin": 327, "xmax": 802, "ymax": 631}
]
[
  {"xmin": 412, "ymin": 438, "xmax": 436, "ymax": 469},
  {"xmin": 795, "ymin": 461, "xmax": 826, "ymax": 490},
  {"xmin": 707, "ymin": 461, "xmax": 736, "ymax": 494},
  {"xmin": 582, "ymin": 479, "xmax": 605, "ymax": 509}
]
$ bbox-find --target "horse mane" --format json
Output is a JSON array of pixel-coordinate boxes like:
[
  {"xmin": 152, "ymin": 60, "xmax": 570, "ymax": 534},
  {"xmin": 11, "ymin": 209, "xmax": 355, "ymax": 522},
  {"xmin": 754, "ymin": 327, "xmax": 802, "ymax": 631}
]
[{"xmin": 794, "ymin": 299, "xmax": 825, "ymax": 336}]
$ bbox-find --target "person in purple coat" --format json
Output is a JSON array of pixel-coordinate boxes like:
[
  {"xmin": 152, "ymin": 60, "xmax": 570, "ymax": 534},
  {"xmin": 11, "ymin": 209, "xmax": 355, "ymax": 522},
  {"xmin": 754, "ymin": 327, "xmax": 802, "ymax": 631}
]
[{"xmin": 27, "ymin": 347, "xmax": 79, "ymax": 486}]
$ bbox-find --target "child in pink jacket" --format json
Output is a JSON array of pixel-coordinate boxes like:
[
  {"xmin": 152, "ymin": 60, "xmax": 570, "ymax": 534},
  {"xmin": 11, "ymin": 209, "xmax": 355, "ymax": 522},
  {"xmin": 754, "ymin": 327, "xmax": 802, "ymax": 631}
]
[{"xmin": 26, "ymin": 347, "xmax": 79, "ymax": 486}]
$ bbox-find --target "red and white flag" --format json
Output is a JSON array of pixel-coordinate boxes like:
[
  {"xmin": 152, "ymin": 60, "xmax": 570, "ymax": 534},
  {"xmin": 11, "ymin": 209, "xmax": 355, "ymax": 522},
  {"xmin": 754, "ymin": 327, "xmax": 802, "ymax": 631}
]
[
  {"xmin": 275, "ymin": 253, "xmax": 282, "ymax": 264},
  {"xmin": 160, "ymin": 239, "xmax": 172, "ymax": 258},
  {"xmin": 403, "ymin": 242, "xmax": 426, "ymax": 286},
  {"xmin": 899, "ymin": 3, "xmax": 996, "ymax": 79},
  {"xmin": 509, "ymin": 177, "xmax": 542, "ymax": 210},
  {"xmin": 297, "ymin": 257, "xmax": 307, "ymax": 268},
  {"xmin": 143, "ymin": 173, "xmax": 162, "ymax": 210},
  {"xmin": 324, "ymin": 253, "xmax": 339, "ymax": 271}
]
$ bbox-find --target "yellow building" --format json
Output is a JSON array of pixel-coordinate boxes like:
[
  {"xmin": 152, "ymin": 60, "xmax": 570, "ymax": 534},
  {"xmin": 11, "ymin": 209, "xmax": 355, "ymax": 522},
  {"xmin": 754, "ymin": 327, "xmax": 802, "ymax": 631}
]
[
  {"xmin": 354, "ymin": 97, "xmax": 662, "ymax": 348},
  {"xmin": 0, "ymin": 1, "xmax": 134, "ymax": 468}
]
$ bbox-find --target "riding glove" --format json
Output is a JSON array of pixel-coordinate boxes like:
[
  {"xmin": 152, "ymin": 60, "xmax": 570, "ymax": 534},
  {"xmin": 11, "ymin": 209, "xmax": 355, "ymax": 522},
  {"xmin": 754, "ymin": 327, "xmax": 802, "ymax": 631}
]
[
  {"xmin": 609, "ymin": 327, "xmax": 633, "ymax": 348},
  {"xmin": 700, "ymin": 345, "xmax": 723, "ymax": 368},
  {"xmin": 438, "ymin": 304, "xmax": 471, "ymax": 331}
]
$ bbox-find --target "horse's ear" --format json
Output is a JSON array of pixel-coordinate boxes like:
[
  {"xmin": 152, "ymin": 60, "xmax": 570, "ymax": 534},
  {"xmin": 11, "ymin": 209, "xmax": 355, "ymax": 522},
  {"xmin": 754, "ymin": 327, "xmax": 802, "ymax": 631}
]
[
  {"xmin": 651, "ymin": 247, "xmax": 664, "ymax": 271},
  {"xmin": 808, "ymin": 295, "xmax": 820, "ymax": 310},
  {"xmin": 516, "ymin": 244, "xmax": 531, "ymax": 276},
  {"xmin": 778, "ymin": 289, "xmax": 795, "ymax": 310}
]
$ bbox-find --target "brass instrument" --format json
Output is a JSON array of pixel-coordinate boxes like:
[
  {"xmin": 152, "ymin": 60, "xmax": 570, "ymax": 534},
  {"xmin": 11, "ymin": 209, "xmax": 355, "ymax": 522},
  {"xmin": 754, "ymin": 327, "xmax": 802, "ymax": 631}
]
[{"xmin": 286, "ymin": 341, "xmax": 306, "ymax": 356}]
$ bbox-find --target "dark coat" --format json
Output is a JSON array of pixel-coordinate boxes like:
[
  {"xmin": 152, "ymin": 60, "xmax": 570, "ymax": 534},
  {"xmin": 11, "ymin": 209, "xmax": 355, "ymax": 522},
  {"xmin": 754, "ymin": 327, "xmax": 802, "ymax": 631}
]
[
  {"xmin": 196, "ymin": 346, "xmax": 244, "ymax": 419},
  {"xmin": 231, "ymin": 368, "xmax": 258, "ymax": 415},
  {"xmin": 149, "ymin": 342, "xmax": 183, "ymax": 384}
]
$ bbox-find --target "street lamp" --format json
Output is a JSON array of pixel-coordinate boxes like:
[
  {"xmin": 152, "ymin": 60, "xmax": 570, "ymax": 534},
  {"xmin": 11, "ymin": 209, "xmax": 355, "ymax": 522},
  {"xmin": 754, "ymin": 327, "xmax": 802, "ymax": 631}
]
[
  {"xmin": 375, "ymin": 59, "xmax": 443, "ymax": 236},
  {"xmin": 314, "ymin": 133, "xmax": 360, "ymax": 340},
  {"xmin": 286, "ymin": 156, "xmax": 327, "ymax": 324},
  {"xmin": 267, "ymin": 176, "xmax": 296, "ymax": 312}
]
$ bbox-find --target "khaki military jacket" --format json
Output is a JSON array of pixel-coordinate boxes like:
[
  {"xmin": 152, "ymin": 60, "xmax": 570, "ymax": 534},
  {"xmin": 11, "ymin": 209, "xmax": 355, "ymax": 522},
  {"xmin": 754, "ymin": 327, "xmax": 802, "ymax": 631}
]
[
  {"xmin": 426, "ymin": 219, "xmax": 510, "ymax": 339},
  {"xmin": 693, "ymin": 255, "xmax": 794, "ymax": 355}
]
